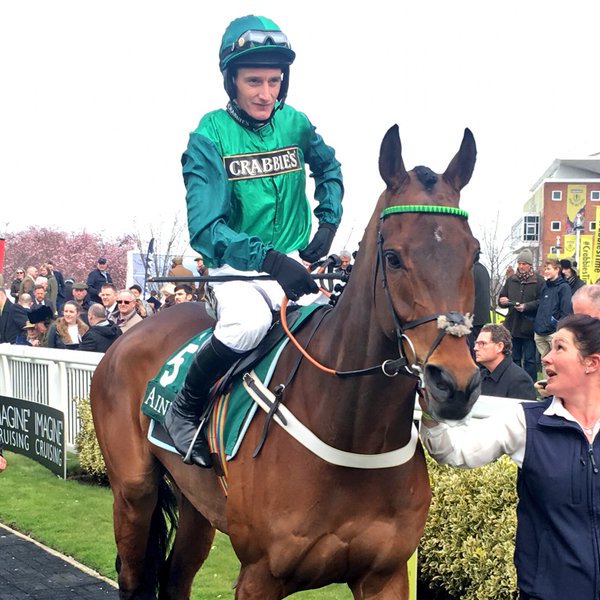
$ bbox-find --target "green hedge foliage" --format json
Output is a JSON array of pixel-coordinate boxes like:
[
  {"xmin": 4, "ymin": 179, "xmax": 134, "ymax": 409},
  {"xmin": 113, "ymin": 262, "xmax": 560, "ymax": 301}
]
[
  {"xmin": 419, "ymin": 454, "xmax": 518, "ymax": 599},
  {"xmin": 75, "ymin": 398, "xmax": 107, "ymax": 478}
]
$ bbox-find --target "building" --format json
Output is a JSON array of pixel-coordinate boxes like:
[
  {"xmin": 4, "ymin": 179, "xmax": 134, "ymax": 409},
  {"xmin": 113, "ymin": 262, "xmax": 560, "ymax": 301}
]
[{"xmin": 511, "ymin": 154, "xmax": 600, "ymax": 281}]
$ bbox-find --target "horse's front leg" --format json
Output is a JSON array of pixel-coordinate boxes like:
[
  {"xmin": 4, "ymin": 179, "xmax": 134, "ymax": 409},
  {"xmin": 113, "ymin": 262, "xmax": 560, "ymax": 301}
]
[
  {"xmin": 234, "ymin": 562, "xmax": 285, "ymax": 600},
  {"xmin": 349, "ymin": 566, "xmax": 409, "ymax": 600}
]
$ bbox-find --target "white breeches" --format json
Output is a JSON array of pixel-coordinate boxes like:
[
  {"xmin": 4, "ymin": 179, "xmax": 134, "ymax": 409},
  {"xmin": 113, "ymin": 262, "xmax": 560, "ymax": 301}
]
[{"xmin": 206, "ymin": 253, "xmax": 326, "ymax": 353}]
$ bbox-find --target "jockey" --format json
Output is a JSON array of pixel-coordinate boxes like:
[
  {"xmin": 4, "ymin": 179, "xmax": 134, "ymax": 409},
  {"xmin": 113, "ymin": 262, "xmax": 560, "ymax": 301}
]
[{"xmin": 164, "ymin": 14, "xmax": 344, "ymax": 468}]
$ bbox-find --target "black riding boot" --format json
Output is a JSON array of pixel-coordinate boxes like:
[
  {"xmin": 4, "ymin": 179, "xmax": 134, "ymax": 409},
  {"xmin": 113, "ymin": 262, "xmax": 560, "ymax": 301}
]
[{"xmin": 164, "ymin": 336, "xmax": 240, "ymax": 468}]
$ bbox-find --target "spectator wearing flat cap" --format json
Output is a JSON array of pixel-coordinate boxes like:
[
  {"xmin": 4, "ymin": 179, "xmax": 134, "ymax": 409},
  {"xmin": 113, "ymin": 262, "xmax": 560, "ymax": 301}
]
[
  {"xmin": 560, "ymin": 259, "xmax": 586, "ymax": 294},
  {"xmin": 71, "ymin": 282, "xmax": 93, "ymax": 324},
  {"xmin": 167, "ymin": 256, "xmax": 194, "ymax": 287},
  {"xmin": 498, "ymin": 248, "xmax": 545, "ymax": 382},
  {"xmin": 86, "ymin": 257, "xmax": 113, "ymax": 304}
]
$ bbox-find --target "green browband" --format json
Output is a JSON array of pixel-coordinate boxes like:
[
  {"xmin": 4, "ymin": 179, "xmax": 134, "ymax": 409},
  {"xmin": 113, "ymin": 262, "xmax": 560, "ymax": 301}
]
[{"xmin": 380, "ymin": 205, "xmax": 469, "ymax": 220}]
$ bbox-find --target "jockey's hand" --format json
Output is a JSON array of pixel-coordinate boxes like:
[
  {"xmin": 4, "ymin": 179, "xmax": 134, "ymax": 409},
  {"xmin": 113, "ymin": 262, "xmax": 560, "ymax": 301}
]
[
  {"xmin": 262, "ymin": 250, "xmax": 319, "ymax": 301},
  {"xmin": 299, "ymin": 223, "xmax": 337, "ymax": 264}
]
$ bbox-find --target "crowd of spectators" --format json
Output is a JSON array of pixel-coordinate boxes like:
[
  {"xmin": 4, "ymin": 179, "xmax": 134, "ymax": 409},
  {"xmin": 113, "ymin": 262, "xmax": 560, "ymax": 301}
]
[{"xmin": 0, "ymin": 255, "xmax": 208, "ymax": 352}]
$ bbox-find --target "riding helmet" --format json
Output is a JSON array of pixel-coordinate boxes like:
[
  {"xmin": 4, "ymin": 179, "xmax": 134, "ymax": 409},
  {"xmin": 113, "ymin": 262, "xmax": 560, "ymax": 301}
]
[{"xmin": 219, "ymin": 15, "xmax": 296, "ymax": 104}]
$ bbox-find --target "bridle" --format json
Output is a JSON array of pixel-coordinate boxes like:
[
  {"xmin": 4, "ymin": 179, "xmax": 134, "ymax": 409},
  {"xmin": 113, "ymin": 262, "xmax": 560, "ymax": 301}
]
[
  {"xmin": 280, "ymin": 204, "xmax": 473, "ymax": 381},
  {"xmin": 375, "ymin": 204, "xmax": 473, "ymax": 381}
]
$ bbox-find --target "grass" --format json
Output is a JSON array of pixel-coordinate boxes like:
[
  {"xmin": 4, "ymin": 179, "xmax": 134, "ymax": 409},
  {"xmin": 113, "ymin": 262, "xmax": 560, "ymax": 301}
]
[{"xmin": 0, "ymin": 452, "xmax": 351, "ymax": 599}]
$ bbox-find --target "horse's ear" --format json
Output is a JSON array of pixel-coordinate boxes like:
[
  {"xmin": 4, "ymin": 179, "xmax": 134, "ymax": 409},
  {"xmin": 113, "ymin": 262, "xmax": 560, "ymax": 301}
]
[
  {"xmin": 379, "ymin": 124, "xmax": 409, "ymax": 191},
  {"xmin": 442, "ymin": 128, "xmax": 477, "ymax": 191}
]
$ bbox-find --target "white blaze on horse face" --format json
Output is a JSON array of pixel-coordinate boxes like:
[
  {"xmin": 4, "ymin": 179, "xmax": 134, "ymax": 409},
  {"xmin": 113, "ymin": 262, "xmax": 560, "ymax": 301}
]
[{"xmin": 434, "ymin": 226, "xmax": 444, "ymax": 243}]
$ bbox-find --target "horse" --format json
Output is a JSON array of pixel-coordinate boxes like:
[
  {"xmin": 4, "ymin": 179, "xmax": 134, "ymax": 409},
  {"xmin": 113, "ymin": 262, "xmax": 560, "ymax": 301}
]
[{"xmin": 90, "ymin": 124, "xmax": 481, "ymax": 599}]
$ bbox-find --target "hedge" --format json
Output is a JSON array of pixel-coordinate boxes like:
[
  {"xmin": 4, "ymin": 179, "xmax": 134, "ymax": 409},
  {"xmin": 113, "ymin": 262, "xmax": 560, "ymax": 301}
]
[{"xmin": 419, "ymin": 454, "xmax": 518, "ymax": 599}]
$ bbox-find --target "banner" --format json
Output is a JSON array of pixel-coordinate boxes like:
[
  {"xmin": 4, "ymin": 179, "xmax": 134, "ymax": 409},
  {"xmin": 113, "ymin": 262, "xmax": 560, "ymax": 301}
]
[
  {"xmin": 0, "ymin": 396, "xmax": 66, "ymax": 478},
  {"xmin": 579, "ymin": 235, "xmax": 594, "ymax": 283},
  {"xmin": 566, "ymin": 185, "xmax": 586, "ymax": 233},
  {"xmin": 0, "ymin": 237, "xmax": 4, "ymax": 275},
  {"xmin": 592, "ymin": 207, "xmax": 600, "ymax": 283},
  {"xmin": 562, "ymin": 235, "xmax": 576, "ymax": 259}
]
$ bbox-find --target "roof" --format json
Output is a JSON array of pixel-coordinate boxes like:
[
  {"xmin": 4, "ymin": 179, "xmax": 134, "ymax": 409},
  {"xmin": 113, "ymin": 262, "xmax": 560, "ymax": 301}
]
[{"xmin": 531, "ymin": 154, "xmax": 600, "ymax": 191}]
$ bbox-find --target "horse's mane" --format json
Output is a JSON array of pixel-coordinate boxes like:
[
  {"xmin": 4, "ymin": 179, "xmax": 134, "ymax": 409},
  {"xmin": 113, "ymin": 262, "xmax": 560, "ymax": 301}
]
[{"xmin": 413, "ymin": 165, "xmax": 438, "ymax": 191}]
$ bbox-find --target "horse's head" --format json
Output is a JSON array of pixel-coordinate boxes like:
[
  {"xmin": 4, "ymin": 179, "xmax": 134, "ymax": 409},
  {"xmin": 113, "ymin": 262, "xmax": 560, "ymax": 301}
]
[{"xmin": 374, "ymin": 125, "xmax": 481, "ymax": 421}]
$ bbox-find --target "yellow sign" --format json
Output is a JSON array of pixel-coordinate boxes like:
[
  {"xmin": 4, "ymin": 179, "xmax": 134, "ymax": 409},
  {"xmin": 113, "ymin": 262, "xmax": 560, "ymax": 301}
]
[
  {"xmin": 562, "ymin": 235, "xmax": 576, "ymax": 258},
  {"xmin": 593, "ymin": 206, "xmax": 600, "ymax": 283},
  {"xmin": 579, "ymin": 235, "xmax": 594, "ymax": 283}
]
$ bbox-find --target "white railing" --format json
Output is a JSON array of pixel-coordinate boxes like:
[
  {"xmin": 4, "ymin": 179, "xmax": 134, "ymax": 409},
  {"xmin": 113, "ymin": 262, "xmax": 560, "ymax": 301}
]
[{"xmin": 0, "ymin": 344, "xmax": 102, "ymax": 450}]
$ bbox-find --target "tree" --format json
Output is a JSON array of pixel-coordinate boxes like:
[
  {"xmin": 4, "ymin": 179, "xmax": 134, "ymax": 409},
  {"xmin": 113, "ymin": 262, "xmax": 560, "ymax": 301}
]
[
  {"xmin": 478, "ymin": 215, "xmax": 516, "ymax": 323},
  {"xmin": 2, "ymin": 227, "xmax": 134, "ymax": 288}
]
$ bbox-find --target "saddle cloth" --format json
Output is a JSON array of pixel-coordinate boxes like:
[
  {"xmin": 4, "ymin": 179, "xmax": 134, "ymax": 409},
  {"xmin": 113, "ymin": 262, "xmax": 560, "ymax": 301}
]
[{"xmin": 142, "ymin": 304, "xmax": 322, "ymax": 472}]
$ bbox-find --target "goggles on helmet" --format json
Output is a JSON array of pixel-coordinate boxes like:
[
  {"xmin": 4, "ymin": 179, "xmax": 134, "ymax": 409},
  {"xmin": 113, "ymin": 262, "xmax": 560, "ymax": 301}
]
[{"xmin": 220, "ymin": 29, "xmax": 292, "ymax": 63}]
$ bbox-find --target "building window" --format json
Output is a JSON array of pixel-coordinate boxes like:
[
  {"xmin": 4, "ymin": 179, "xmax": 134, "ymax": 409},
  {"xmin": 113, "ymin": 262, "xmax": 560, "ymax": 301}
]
[
  {"xmin": 552, "ymin": 190, "xmax": 562, "ymax": 201},
  {"xmin": 523, "ymin": 215, "xmax": 539, "ymax": 242},
  {"xmin": 591, "ymin": 222, "xmax": 597, "ymax": 232},
  {"xmin": 549, "ymin": 245, "xmax": 559, "ymax": 255},
  {"xmin": 550, "ymin": 221, "xmax": 561, "ymax": 231},
  {"xmin": 592, "ymin": 191, "xmax": 600, "ymax": 201}
]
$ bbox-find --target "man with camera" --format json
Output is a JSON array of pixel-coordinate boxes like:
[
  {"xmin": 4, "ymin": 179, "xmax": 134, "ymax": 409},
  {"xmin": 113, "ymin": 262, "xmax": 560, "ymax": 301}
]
[{"xmin": 498, "ymin": 248, "xmax": 545, "ymax": 382}]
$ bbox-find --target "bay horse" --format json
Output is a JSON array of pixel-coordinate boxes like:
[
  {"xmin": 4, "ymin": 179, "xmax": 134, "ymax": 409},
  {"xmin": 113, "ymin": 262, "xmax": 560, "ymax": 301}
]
[{"xmin": 90, "ymin": 125, "xmax": 481, "ymax": 599}]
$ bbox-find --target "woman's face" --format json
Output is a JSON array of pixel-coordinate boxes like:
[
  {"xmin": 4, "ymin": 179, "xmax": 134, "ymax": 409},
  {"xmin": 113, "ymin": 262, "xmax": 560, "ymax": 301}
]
[
  {"xmin": 63, "ymin": 304, "xmax": 78, "ymax": 324},
  {"xmin": 543, "ymin": 328, "xmax": 587, "ymax": 397},
  {"xmin": 39, "ymin": 266, "xmax": 48, "ymax": 276}
]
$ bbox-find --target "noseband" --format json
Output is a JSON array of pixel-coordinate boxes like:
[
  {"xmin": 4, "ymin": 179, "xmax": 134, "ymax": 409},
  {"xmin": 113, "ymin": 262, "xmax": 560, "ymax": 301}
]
[{"xmin": 375, "ymin": 204, "xmax": 473, "ymax": 380}]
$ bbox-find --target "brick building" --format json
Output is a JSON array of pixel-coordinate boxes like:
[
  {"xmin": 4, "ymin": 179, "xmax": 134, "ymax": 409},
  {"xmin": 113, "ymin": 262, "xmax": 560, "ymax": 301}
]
[{"xmin": 511, "ymin": 154, "xmax": 600, "ymax": 281}]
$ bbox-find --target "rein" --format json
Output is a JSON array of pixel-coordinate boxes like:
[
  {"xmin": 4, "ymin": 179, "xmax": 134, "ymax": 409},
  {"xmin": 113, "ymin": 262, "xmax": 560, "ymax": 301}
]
[{"xmin": 281, "ymin": 204, "xmax": 473, "ymax": 380}]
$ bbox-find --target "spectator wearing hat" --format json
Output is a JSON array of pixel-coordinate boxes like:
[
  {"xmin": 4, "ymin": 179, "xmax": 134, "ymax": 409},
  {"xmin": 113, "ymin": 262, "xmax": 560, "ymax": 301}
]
[
  {"xmin": 86, "ymin": 257, "xmax": 113, "ymax": 304},
  {"xmin": 560, "ymin": 259, "xmax": 586, "ymax": 294},
  {"xmin": 80, "ymin": 303, "xmax": 122, "ymax": 352},
  {"xmin": 15, "ymin": 319, "xmax": 38, "ymax": 346},
  {"xmin": 28, "ymin": 305, "xmax": 54, "ymax": 347},
  {"xmin": 498, "ymin": 248, "xmax": 545, "ymax": 382},
  {"xmin": 168, "ymin": 256, "xmax": 194, "ymax": 287},
  {"xmin": 129, "ymin": 284, "xmax": 152, "ymax": 318},
  {"xmin": 72, "ymin": 282, "xmax": 93, "ymax": 324},
  {"xmin": 0, "ymin": 288, "xmax": 29, "ymax": 344}
]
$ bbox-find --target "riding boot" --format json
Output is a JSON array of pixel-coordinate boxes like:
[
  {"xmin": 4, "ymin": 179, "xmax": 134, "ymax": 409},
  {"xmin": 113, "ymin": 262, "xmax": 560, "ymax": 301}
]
[{"xmin": 164, "ymin": 336, "xmax": 241, "ymax": 468}]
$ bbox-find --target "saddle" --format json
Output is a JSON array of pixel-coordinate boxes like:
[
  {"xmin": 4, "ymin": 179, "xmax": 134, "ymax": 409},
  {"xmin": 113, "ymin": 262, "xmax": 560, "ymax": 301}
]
[{"xmin": 142, "ymin": 304, "xmax": 325, "ymax": 471}]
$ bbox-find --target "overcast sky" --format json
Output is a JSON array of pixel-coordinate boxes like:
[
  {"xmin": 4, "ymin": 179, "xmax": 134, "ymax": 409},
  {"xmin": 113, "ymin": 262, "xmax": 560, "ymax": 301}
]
[{"xmin": 2, "ymin": 0, "xmax": 599, "ymax": 256}]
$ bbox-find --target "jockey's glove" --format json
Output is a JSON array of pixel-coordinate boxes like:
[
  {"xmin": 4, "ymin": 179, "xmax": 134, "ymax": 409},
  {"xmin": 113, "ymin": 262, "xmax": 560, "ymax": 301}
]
[
  {"xmin": 262, "ymin": 250, "xmax": 319, "ymax": 301},
  {"xmin": 299, "ymin": 222, "xmax": 337, "ymax": 264}
]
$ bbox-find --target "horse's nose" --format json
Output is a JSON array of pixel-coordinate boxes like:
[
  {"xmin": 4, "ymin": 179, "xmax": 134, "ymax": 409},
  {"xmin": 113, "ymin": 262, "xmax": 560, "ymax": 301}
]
[{"xmin": 424, "ymin": 364, "xmax": 481, "ymax": 421}]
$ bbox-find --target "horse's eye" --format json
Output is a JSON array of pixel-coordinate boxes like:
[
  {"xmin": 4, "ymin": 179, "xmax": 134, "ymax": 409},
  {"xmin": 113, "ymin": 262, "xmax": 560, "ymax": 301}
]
[
  {"xmin": 473, "ymin": 249, "xmax": 481, "ymax": 265},
  {"xmin": 385, "ymin": 250, "xmax": 404, "ymax": 270}
]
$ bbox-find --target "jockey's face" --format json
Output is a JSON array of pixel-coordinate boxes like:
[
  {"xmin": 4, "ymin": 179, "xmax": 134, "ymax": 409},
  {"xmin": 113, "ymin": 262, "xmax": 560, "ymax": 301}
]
[{"xmin": 235, "ymin": 67, "xmax": 282, "ymax": 120}]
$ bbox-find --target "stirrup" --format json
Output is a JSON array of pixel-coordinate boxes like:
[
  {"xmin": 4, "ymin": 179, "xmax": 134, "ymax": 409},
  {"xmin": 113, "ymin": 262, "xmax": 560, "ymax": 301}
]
[{"xmin": 182, "ymin": 420, "xmax": 212, "ymax": 468}]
